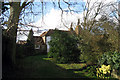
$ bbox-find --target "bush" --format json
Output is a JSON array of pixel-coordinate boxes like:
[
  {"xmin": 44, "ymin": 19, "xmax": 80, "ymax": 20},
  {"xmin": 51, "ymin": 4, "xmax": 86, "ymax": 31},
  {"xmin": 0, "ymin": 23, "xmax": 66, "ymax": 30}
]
[
  {"xmin": 86, "ymin": 65, "xmax": 97, "ymax": 77},
  {"xmin": 98, "ymin": 51, "xmax": 120, "ymax": 75},
  {"xmin": 79, "ymin": 42, "xmax": 99, "ymax": 65},
  {"xmin": 48, "ymin": 30, "xmax": 80, "ymax": 63},
  {"xmin": 16, "ymin": 44, "xmax": 25, "ymax": 58},
  {"xmin": 24, "ymin": 40, "xmax": 35, "ymax": 56}
]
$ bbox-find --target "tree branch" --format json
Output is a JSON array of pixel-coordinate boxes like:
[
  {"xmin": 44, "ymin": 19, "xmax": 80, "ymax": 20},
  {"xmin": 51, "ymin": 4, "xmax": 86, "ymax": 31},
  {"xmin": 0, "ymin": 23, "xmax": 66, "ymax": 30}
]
[{"xmin": 21, "ymin": 0, "xmax": 34, "ymax": 9}]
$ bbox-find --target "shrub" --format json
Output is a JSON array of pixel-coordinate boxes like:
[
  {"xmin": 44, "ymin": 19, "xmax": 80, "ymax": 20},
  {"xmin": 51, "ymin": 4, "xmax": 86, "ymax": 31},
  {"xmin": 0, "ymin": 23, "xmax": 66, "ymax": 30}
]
[
  {"xmin": 24, "ymin": 40, "xmax": 35, "ymax": 56},
  {"xmin": 16, "ymin": 44, "xmax": 25, "ymax": 58},
  {"xmin": 48, "ymin": 30, "xmax": 80, "ymax": 63},
  {"xmin": 86, "ymin": 65, "xmax": 97, "ymax": 77},
  {"xmin": 98, "ymin": 51, "xmax": 120, "ymax": 75}
]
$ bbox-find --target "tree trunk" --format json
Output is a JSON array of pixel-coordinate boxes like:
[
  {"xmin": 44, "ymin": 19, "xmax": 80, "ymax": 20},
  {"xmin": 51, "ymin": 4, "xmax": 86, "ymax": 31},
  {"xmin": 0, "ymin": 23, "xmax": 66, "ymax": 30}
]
[{"xmin": 5, "ymin": 2, "xmax": 21, "ymax": 66}]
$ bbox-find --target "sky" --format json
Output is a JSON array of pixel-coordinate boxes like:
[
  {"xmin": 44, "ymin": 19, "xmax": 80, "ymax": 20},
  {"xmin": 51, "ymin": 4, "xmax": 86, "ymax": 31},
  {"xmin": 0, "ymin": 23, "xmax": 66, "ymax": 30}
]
[
  {"xmin": 17, "ymin": 0, "xmax": 118, "ymax": 41},
  {"xmin": 32, "ymin": 0, "xmax": 117, "ymax": 29}
]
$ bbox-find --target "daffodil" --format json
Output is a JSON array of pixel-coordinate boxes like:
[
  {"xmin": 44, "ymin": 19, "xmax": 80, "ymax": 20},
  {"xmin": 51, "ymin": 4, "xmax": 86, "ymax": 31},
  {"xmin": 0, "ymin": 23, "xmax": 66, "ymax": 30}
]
[{"xmin": 96, "ymin": 65, "xmax": 111, "ymax": 78}]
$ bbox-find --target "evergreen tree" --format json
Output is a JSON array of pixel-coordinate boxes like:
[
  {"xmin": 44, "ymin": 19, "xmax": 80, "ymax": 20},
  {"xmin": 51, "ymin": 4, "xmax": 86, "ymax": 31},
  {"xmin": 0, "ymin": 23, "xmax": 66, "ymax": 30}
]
[{"xmin": 25, "ymin": 29, "xmax": 35, "ymax": 56}]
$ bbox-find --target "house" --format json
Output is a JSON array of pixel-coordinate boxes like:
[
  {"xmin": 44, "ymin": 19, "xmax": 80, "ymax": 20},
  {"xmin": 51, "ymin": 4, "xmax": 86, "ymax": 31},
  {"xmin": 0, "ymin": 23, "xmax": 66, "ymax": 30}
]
[
  {"xmin": 40, "ymin": 29, "xmax": 56, "ymax": 53},
  {"xmin": 17, "ymin": 20, "xmax": 82, "ymax": 53},
  {"xmin": 33, "ymin": 36, "xmax": 47, "ymax": 53},
  {"xmin": 17, "ymin": 29, "xmax": 46, "ymax": 53},
  {"xmin": 17, "ymin": 40, "xmax": 27, "ymax": 45},
  {"xmin": 40, "ymin": 26, "xmax": 79, "ymax": 52}
]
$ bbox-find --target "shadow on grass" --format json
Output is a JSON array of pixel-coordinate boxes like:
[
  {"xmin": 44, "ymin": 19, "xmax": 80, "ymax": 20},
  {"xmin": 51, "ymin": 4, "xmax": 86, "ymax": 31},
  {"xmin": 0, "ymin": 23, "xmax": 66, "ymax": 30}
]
[{"xmin": 2, "ymin": 55, "xmax": 108, "ymax": 79}]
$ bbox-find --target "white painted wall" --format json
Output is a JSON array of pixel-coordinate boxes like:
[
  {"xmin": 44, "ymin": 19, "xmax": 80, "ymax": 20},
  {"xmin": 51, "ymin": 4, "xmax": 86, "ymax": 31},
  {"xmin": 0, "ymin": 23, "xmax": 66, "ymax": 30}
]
[
  {"xmin": 42, "ymin": 36, "xmax": 46, "ymax": 43},
  {"xmin": 46, "ymin": 36, "xmax": 51, "ymax": 52}
]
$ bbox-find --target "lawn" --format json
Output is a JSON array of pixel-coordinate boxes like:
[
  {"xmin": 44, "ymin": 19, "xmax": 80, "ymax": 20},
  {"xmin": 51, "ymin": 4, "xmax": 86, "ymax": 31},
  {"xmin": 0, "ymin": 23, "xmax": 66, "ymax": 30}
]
[
  {"xmin": 3, "ymin": 55, "xmax": 119, "ymax": 79},
  {"xmin": 3, "ymin": 55, "xmax": 89, "ymax": 78},
  {"xmin": 43, "ymin": 57, "xmax": 96, "ymax": 78}
]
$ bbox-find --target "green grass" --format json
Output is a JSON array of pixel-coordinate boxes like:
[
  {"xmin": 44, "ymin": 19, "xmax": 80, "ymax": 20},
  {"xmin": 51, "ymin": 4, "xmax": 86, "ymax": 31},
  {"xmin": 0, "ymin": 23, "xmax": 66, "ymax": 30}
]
[
  {"xmin": 56, "ymin": 63, "xmax": 86, "ymax": 69},
  {"xmin": 4, "ymin": 55, "xmax": 88, "ymax": 78},
  {"xmin": 42, "ymin": 56, "xmax": 95, "ymax": 78},
  {"xmin": 4, "ymin": 55, "xmax": 118, "ymax": 79},
  {"xmin": 42, "ymin": 55, "xmax": 119, "ymax": 80}
]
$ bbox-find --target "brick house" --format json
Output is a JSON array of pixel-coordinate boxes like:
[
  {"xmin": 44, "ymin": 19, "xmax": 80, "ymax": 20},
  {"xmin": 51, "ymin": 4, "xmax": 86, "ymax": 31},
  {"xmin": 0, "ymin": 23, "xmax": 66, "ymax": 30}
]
[
  {"xmin": 33, "ymin": 36, "xmax": 47, "ymax": 53},
  {"xmin": 40, "ymin": 26, "xmax": 77, "ymax": 52}
]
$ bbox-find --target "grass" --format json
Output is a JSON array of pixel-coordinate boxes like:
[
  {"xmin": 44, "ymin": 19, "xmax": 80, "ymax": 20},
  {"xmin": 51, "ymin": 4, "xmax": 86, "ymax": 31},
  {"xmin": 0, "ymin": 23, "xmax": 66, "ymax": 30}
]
[
  {"xmin": 3, "ymin": 55, "xmax": 119, "ymax": 79},
  {"xmin": 56, "ymin": 63, "xmax": 86, "ymax": 69},
  {"xmin": 43, "ymin": 56, "xmax": 95, "ymax": 78},
  {"xmin": 3, "ymin": 55, "xmax": 89, "ymax": 78},
  {"xmin": 42, "ymin": 56, "xmax": 119, "ymax": 79}
]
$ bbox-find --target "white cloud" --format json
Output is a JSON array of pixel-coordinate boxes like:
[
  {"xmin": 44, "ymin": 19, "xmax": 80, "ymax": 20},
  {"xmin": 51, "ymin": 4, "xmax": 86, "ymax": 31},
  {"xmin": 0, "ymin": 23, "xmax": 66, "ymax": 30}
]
[
  {"xmin": 33, "ymin": 8, "xmax": 83, "ymax": 30},
  {"xmin": 83, "ymin": 0, "xmax": 117, "ymax": 4},
  {"xmin": 18, "ymin": 0, "xmax": 119, "ymax": 41},
  {"xmin": 33, "ymin": 0, "xmax": 118, "ymax": 31}
]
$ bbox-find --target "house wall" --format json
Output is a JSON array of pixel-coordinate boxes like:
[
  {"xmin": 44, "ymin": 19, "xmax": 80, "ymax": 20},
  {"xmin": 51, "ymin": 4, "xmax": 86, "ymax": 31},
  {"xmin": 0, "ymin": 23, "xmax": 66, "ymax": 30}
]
[
  {"xmin": 42, "ymin": 36, "xmax": 46, "ymax": 43},
  {"xmin": 46, "ymin": 36, "xmax": 51, "ymax": 52}
]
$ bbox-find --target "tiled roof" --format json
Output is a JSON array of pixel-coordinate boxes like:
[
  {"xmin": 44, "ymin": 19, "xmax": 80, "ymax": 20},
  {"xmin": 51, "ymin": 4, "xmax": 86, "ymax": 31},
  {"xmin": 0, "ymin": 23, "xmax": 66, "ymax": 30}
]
[
  {"xmin": 40, "ymin": 29, "xmax": 54, "ymax": 37},
  {"xmin": 17, "ymin": 40, "xmax": 27, "ymax": 44},
  {"xmin": 33, "ymin": 36, "xmax": 45, "ymax": 45},
  {"xmin": 40, "ymin": 29, "xmax": 74, "ymax": 37}
]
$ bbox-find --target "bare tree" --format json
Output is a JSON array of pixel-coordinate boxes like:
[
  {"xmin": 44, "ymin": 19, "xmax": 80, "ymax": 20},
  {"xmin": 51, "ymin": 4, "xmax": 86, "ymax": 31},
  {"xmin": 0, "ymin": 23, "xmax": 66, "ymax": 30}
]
[
  {"xmin": 2, "ymin": 0, "xmax": 82, "ymax": 66},
  {"xmin": 2, "ymin": 0, "xmax": 34, "ymax": 65}
]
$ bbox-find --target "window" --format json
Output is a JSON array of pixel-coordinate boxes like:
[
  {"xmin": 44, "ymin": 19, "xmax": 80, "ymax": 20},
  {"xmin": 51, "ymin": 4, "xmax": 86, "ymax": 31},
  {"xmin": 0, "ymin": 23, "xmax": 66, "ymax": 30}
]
[{"xmin": 35, "ymin": 45, "xmax": 40, "ymax": 49}]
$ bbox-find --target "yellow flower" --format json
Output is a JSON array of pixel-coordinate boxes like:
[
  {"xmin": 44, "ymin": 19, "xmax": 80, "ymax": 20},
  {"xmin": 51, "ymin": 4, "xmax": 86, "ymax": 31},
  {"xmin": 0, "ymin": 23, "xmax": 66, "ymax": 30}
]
[
  {"xmin": 96, "ymin": 64, "xmax": 111, "ymax": 78},
  {"xmin": 108, "ymin": 71, "xmax": 110, "ymax": 73},
  {"xmin": 101, "ymin": 65, "xmax": 106, "ymax": 69}
]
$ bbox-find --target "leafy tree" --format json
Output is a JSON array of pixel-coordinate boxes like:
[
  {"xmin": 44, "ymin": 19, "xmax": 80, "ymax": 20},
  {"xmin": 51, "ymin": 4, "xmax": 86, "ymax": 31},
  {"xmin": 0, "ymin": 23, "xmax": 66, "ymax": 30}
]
[
  {"xmin": 97, "ymin": 33, "xmax": 112, "ymax": 54},
  {"xmin": 48, "ymin": 30, "xmax": 80, "ymax": 63}
]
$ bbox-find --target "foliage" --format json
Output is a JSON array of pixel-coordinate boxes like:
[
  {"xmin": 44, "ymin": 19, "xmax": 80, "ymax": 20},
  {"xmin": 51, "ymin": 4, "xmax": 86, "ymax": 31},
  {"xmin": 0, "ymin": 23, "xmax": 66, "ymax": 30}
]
[
  {"xmin": 48, "ymin": 30, "xmax": 80, "ymax": 63},
  {"xmin": 25, "ymin": 41, "xmax": 35, "ymax": 56},
  {"xmin": 16, "ymin": 44, "xmax": 25, "ymax": 58},
  {"xmin": 78, "ymin": 30, "xmax": 102, "ymax": 65},
  {"xmin": 96, "ymin": 65, "xmax": 111, "ymax": 78},
  {"xmin": 85, "ymin": 65, "xmax": 97, "ymax": 77},
  {"xmin": 25, "ymin": 29, "xmax": 35, "ymax": 56},
  {"xmin": 78, "ymin": 16, "xmax": 115, "ymax": 65},
  {"xmin": 98, "ymin": 51, "xmax": 120, "ymax": 75},
  {"xmin": 97, "ymin": 34, "xmax": 112, "ymax": 53},
  {"xmin": 2, "ymin": 33, "xmax": 13, "ymax": 65},
  {"xmin": 16, "ymin": 29, "xmax": 35, "ymax": 57}
]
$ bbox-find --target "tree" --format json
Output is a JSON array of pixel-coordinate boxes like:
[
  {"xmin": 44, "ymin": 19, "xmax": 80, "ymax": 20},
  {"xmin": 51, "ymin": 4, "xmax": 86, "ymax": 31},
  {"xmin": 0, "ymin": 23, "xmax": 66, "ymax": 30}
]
[
  {"xmin": 2, "ymin": 2, "xmax": 9, "ymax": 14},
  {"xmin": 2, "ymin": 0, "xmax": 34, "ymax": 66},
  {"xmin": 1, "ymin": 0, "xmax": 84, "ymax": 66},
  {"xmin": 48, "ymin": 30, "xmax": 80, "ymax": 63},
  {"xmin": 25, "ymin": 29, "xmax": 35, "ymax": 56},
  {"xmin": 75, "ymin": 1, "xmax": 120, "ymax": 64}
]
